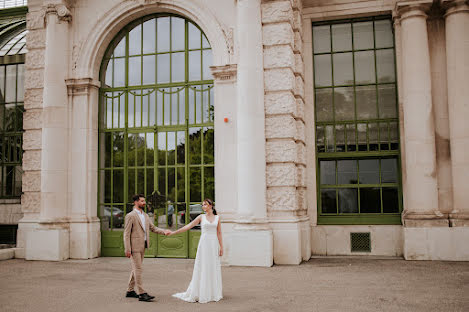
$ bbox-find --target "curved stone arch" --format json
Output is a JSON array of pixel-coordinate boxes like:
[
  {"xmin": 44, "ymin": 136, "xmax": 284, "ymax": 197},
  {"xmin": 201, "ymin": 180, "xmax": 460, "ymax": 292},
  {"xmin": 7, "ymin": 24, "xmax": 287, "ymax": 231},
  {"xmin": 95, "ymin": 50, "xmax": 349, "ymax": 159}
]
[{"xmin": 75, "ymin": 0, "xmax": 232, "ymax": 80}]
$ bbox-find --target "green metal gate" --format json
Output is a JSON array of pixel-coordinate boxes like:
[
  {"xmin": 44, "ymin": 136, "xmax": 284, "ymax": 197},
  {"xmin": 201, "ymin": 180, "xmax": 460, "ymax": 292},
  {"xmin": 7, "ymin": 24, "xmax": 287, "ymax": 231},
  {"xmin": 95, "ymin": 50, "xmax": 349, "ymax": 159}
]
[{"xmin": 98, "ymin": 14, "xmax": 214, "ymax": 258}]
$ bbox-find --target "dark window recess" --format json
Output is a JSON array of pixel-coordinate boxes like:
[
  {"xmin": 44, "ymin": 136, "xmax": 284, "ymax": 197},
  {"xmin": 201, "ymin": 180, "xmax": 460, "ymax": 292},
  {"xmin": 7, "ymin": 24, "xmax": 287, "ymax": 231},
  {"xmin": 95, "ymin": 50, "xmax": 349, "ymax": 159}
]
[
  {"xmin": 0, "ymin": 224, "xmax": 18, "ymax": 244},
  {"xmin": 350, "ymin": 232, "xmax": 371, "ymax": 252}
]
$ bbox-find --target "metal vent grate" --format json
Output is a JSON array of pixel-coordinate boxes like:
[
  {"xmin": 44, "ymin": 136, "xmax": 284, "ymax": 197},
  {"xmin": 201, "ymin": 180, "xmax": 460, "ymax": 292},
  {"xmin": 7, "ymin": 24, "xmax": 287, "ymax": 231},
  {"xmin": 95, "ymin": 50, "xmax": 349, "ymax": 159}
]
[{"xmin": 350, "ymin": 232, "xmax": 371, "ymax": 252}]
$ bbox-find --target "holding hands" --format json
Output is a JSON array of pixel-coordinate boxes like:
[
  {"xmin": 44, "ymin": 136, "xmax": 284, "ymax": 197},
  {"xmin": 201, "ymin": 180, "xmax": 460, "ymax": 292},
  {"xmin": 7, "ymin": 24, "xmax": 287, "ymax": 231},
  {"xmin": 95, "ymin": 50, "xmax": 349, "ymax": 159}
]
[{"xmin": 163, "ymin": 229, "xmax": 172, "ymax": 236}]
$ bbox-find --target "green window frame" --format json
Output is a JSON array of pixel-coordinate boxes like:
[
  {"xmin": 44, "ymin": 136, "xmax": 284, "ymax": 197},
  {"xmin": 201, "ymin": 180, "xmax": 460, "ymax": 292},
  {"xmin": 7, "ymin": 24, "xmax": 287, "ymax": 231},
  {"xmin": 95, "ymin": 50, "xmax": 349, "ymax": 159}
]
[
  {"xmin": 312, "ymin": 16, "xmax": 403, "ymax": 225},
  {"xmin": 98, "ymin": 14, "xmax": 214, "ymax": 231}
]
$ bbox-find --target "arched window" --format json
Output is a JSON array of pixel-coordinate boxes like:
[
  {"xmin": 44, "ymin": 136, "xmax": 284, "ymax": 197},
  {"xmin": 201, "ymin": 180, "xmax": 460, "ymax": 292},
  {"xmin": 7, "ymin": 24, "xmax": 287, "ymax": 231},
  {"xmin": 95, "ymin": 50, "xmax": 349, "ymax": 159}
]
[{"xmin": 99, "ymin": 14, "xmax": 214, "ymax": 258}]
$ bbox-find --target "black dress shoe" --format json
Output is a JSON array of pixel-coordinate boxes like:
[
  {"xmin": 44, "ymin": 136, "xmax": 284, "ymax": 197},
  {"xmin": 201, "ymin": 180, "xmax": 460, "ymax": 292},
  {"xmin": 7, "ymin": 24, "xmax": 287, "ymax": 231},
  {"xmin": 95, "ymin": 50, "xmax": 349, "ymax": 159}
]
[
  {"xmin": 139, "ymin": 293, "xmax": 154, "ymax": 302},
  {"xmin": 126, "ymin": 291, "xmax": 139, "ymax": 298}
]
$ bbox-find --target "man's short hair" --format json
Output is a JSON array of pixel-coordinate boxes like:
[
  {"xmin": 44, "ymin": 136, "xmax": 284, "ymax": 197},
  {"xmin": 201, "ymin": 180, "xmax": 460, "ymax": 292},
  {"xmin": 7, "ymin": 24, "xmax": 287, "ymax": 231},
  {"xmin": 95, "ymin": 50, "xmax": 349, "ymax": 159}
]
[{"xmin": 132, "ymin": 194, "xmax": 145, "ymax": 202}]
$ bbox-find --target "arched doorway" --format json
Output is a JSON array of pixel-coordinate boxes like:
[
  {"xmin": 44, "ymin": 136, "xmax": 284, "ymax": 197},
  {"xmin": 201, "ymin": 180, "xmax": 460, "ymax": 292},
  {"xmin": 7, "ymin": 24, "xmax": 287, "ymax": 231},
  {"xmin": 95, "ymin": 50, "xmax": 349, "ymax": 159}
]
[{"xmin": 98, "ymin": 14, "xmax": 214, "ymax": 258}]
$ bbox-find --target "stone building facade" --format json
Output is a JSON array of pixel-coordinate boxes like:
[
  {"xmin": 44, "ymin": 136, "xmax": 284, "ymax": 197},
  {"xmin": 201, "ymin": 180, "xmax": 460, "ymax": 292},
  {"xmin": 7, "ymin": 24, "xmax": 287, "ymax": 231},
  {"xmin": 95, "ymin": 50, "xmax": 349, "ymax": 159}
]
[{"xmin": 0, "ymin": 0, "xmax": 468, "ymax": 265}]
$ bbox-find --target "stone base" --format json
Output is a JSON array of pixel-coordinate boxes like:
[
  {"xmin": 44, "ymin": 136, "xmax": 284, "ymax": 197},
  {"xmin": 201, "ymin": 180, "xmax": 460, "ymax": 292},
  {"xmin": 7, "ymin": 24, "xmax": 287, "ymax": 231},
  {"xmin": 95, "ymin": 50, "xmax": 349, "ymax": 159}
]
[
  {"xmin": 404, "ymin": 227, "xmax": 469, "ymax": 261},
  {"xmin": 311, "ymin": 225, "xmax": 403, "ymax": 256},
  {"xmin": 271, "ymin": 219, "xmax": 311, "ymax": 264},
  {"xmin": 26, "ymin": 228, "xmax": 69, "ymax": 261},
  {"xmin": 229, "ymin": 225, "xmax": 273, "ymax": 267},
  {"xmin": 69, "ymin": 220, "xmax": 101, "ymax": 259}
]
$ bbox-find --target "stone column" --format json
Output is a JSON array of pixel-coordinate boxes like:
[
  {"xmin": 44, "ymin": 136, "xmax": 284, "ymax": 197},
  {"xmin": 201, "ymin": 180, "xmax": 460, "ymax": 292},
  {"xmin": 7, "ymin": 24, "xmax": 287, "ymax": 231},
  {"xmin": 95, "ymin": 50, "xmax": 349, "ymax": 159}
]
[
  {"xmin": 444, "ymin": 0, "xmax": 469, "ymax": 227},
  {"xmin": 396, "ymin": 3, "xmax": 447, "ymax": 227},
  {"xmin": 25, "ymin": 3, "xmax": 72, "ymax": 261},
  {"xmin": 230, "ymin": 0, "xmax": 273, "ymax": 267}
]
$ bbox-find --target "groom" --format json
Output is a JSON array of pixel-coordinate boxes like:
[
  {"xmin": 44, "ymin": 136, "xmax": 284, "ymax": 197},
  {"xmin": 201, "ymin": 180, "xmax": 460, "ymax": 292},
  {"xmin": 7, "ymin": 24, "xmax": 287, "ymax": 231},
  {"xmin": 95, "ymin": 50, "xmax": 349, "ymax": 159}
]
[{"xmin": 124, "ymin": 194, "xmax": 171, "ymax": 302}]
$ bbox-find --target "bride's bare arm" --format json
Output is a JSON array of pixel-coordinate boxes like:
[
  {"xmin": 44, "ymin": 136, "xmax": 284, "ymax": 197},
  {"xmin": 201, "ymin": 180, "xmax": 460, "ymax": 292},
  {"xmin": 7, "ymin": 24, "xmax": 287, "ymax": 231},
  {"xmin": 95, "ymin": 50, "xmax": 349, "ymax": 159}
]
[
  {"xmin": 169, "ymin": 215, "xmax": 202, "ymax": 235},
  {"xmin": 217, "ymin": 217, "xmax": 223, "ymax": 256}
]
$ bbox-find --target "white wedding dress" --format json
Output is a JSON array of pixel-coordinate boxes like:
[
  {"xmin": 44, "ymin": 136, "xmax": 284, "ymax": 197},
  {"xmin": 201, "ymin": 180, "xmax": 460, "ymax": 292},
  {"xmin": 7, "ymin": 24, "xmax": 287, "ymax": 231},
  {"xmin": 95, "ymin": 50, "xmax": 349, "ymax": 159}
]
[{"xmin": 173, "ymin": 214, "xmax": 223, "ymax": 303}]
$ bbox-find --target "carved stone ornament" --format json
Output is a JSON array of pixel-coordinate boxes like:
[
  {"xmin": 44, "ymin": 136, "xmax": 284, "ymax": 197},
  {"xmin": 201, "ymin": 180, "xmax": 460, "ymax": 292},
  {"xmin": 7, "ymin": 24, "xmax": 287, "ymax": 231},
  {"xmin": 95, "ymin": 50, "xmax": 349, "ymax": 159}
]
[
  {"xmin": 210, "ymin": 64, "xmax": 237, "ymax": 83},
  {"xmin": 45, "ymin": 3, "xmax": 72, "ymax": 23}
]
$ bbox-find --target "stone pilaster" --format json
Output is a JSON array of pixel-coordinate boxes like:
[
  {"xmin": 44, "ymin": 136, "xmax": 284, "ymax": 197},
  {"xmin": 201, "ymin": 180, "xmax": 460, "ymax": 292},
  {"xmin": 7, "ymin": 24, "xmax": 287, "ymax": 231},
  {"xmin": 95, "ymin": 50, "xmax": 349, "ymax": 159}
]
[
  {"xmin": 443, "ymin": 0, "xmax": 469, "ymax": 227},
  {"xmin": 394, "ymin": 1, "xmax": 447, "ymax": 227}
]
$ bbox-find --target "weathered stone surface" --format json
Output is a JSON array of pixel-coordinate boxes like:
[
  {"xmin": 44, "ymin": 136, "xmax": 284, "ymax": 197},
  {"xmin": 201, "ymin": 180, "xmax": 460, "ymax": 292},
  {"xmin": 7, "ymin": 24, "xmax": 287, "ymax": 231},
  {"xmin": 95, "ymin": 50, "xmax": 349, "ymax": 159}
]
[
  {"xmin": 296, "ymin": 98, "xmax": 305, "ymax": 120},
  {"xmin": 266, "ymin": 139, "xmax": 297, "ymax": 163},
  {"xmin": 291, "ymin": 0, "xmax": 303, "ymax": 11},
  {"xmin": 261, "ymin": 1, "xmax": 293, "ymax": 24},
  {"xmin": 294, "ymin": 31, "xmax": 303, "ymax": 53},
  {"xmin": 26, "ymin": 30, "xmax": 46, "ymax": 49},
  {"xmin": 22, "ymin": 171, "xmax": 41, "ymax": 192},
  {"xmin": 294, "ymin": 53, "xmax": 304, "ymax": 77},
  {"xmin": 296, "ymin": 119, "xmax": 305, "ymax": 143},
  {"xmin": 25, "ymin": 69, "xmax": 44, "ymax": 90},
  {"xmin": 21, "ymin": 192, "xmax": 41, "ymax": 213},
  {"xmin": 296, "ymin": 165, "xmax": 306, "ymax": 187},
  {"xmin": 266, "ymin": 163, "xmax": 296, "ymax": 187},
  {"xmin": 25, "ymin": 48, "xmax": 45, "ymax": 69},
  {"xmin": 263, "ymin": 23, "xmax": 294, "ymax": 46},
  {"xmin": 24, "ymin": 89, "xmax": 44, "ymax": 109},
  {"xmin": 296, "ymin": 142, "xmax": 306, "ymax": 165},
  {"xmin": 264, "ymin": 45, "xmax": 295, "ymax": 69},
  {"xmin": 297, "ymin": 187, "xmax": 306, "ymax": 210},
  {"xmin": 264, "ymin": 68, "xmax": 295, "ymax": 91},
  {"xmin": 22, "ymin": 150, "xmax": 42, "ymax": 171},
  {"xmin": 26, "ymin": 11, "xmax": 45, "ymax": 30},
  {"xmin": 23, "ymin": 129, "xmax": 42, "ymax": 150},
  {"xmin": 265, "ymin": 91, "xmax": 296, "ymax": 115},
  {"xmin": 293, "ymin": 10, "xmax": 302, "ymax": 33},
  {"xmin": 23, "ymin": 109, "xmax": 43, "ymax": 130},
  {"xmin": 265, "ymin": 115, "xmax": 296, "ymax": 139},
  {"xmin": 267, "ymin": 186, "xmax": 297, "ymax": 211},
  {"xmin": 294, "ymin": 75, "xmax": 305, "ymax": 99}
]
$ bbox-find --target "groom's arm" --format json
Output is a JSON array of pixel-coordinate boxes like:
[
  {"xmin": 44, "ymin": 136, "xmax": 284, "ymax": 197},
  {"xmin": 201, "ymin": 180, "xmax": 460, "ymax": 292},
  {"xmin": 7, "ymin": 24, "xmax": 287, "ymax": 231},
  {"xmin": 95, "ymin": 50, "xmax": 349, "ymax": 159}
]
[
  {"xmin": 149, "ymin": 222, "xmax": 167, "ymax": 235},
  {"xmin": 124, "ymin": 214, "xmax": 132, "ymax": 256}
]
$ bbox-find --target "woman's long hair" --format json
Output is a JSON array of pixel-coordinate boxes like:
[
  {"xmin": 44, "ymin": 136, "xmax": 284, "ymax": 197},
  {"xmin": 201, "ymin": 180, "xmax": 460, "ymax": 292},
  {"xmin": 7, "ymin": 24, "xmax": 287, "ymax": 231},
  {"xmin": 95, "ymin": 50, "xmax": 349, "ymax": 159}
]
[{"xmin": 203, "ymin": 198, "xmax": 217, "ymax": 215}]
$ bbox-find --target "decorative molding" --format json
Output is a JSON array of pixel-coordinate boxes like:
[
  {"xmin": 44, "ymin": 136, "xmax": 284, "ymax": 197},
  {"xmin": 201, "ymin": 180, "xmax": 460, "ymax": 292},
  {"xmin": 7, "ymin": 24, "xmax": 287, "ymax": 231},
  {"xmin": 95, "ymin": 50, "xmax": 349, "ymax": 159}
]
[
  {"xmin": 65, "ymin": 78, "xmax": 100, "ymax": 96},
  {"xmin": 442, "ymin": 0, "xmax": 469, "ymax": 17},
  {"xmin": 394, "ymin": 0, "xmax": 433, "ymax": 21},
  {"xmin": 210, "ymin": 64, "xmax": 237, "ymax": 83},
  {"xmin": 44, "ymin": 3, "xmax": 72, "ymax": 23}
]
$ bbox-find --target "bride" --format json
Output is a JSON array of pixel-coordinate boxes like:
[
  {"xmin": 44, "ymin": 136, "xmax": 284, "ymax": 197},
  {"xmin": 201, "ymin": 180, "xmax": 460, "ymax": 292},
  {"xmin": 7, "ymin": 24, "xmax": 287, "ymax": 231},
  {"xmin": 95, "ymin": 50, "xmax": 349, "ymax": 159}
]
[{"xmin": 168, "ymin": 198, "xmax": 223, "ymax": 303}]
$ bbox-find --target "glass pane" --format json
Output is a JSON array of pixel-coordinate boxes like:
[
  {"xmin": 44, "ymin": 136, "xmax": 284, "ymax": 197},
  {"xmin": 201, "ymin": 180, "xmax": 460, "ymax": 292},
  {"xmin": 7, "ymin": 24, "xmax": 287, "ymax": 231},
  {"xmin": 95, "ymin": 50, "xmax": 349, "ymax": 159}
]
[
  {"xmin": 375, "ymin": 20, "xmax": 394, "ymax": 48},
  {"xmin": 114, "ymin": 37, "xmax": 126, "ymax": 57},
  {"xmin": 168, "ymin": 168, "xmax": 176, "ymax": 201},
  {"xmin": 346, "ymin": 124, "xmax": 356, "ymax": 151},
  {"xmin": 17, "ymin": 64, "xmax": 24, "ymax": 102},
  {"xmin": 176, "ymin": 87, "xmax": 185, "ymax": 124},
  {"xmin": 143, "ymin": 19, "xmax": 156, "ymax": 54},
  {"xmin": 389, "ymin": 122, "xmax": 399, "ymax": 150},
  {"xmin": 369, "ymin": 123, "xmax": 379, "ymax": 151},
  {"xmin": 113, "ymin": 58, "xmax": 125, "ymax": 87},
  {"xmin": 157, "ymin": 90, "xmax": 163, "ymax": 125},
  {"xmin": 332, "ymin": 24, "xmax": 352, "ymax": 51},
  {"xmin": 157, "ymin": 167, "xmax": 166, "ymax": 196},
  {"xmin": 315, "ymin": 88, "xmax": 333, "ymax": 122},
  {"xmin": 338, "ymin": 159, "xmax": 357, "ymax": 184},
  {"xmin": 357, "ymin": 123, "xmax": 367, "ymax": 151},
  {"xmin": 0, "ymin": 65, "xmax": 5, "ymax": 102},
  {"xmin": 202, "ymin": 50, "xmax": 213, "ymax": 80},
  {"xmin": 333, "ymin": 53, "xmax": 353, "ymax": 85},
  {"xmin": 354, "ymin": 51, "xmax": 375, "ymax": 84},
  {"xmin": 104, "ymin": 170, "xmax": 111, "ymax": 203},
  {"xmin": 338, "ymin": 188, "xmax": 358, "ymax": 213},
  {"xmin": 177, "ymin": 131, "xmax": 185, "ymax": 164},
  {"xmin": 314, "ymin": 55, "xmax": 332, "ymax": 87},
  {"xmin": 171, "ymin": 52, "xmax": 185, "ymax": 82},
  {"xmin": 146, "ymin": 133, "xmax": 154, "ymax": 166},
  {"xmin": 316, "ymin": 126, "xmax": 325, "ymax": 152},
  {"xmin": 321, "ymin": 189, "xmax": 337, "ymax": 213},
  {"xmin": 376, "ymin": 49, "xmax": 395, "ymax": 83},
  {"xmin": 320, "ymin": 160, "xmax": 335, "ymax": 185},
  {"xmin": 189, "ymin": 23, "xmax": 201, "ymax": 50},
  {"xmin": 356, "ymin": 85, "xmax": 377, "ymax": 119},
  {"xmin": 202, "ymin": 34, "xmax": 210, "ymax": 49},
  {"xmin": 334, "ymin": 87, "xmax": 354, "ymax": 121},
  {"xmin": 167, "ymin": 132, "xmax": 176, "ymax": 165},
  {"xmin": 379, "ymin": 122, "xmax": 389, "ymax": 150},
  {"xmin": 112, "ymin": 132, "xmax": 124, "ymax": 167},
  {"xmin": 381, "ymin": 158, "xmax": 398, "ymax": 183},
  {"xmin": 157, "ymin": 17, "xmax": 170, "ymax": 53},
  {"xmin": 5, "ymin": 65, "xmax": 16, "ymax": 103},
  {"xmin": 143, "ymin": 55, "xmax": 155, "ymax": 85},
  {"xmin": 378, "ymin": 84, "xmax": 396, "ymax": 118},
  {"xmin": 204, "ymin": 166, "xmax": 215, "ymax": 200},
  {"xmin": 157, "ymin": 53, "xmax": 170, "ymax": 83},
  {"xmin": 104, "ymin": 132, "xmax": 112, "ymax": 168},
  {"xmin": 336, "ymin": 125, "xmax": 345, "ymax": 152},
  {"xmin": 189, "ymin": 127, "xmax": 202, "ymax": 164},
  {"xmin": 128, "ymin": 56, "xmax": 141, "ymax": 86},
  {"xmin": 113, "ymin": 169, "xmax": 124, "ymax": 203},
  {"xmin": 177, "ymin": 167, "xmax": 185, "ymax": 202},
  {"xmin": 128, "ymin": 168, "xmax": 136, "ymax": 202},
  {"xmin": 359, "ymin": 159, "xmax": 379, "ymax": 184},
  {"xmin": 147, "ymin": 168, "xmax": 154, "ymax": 198},
  {"xmin": 164, "ymin": 90, "xmax": 170, "ymax": 125},
  {"xmin": 190, "ymin": 167, "xmax": 201, "ymax": 202},
  {"xmin": 353, "ymin": 21, "xmax": 374, "ymax": 50},
  {"xmin": 204, "ymin": 127, "xmax": 214, "ymax": 164},
  {"xmin": 171, "ymin": 17, "xmax": 185, "ymax": 51},
  {"xmin": 189, "ymin": 50, "xmax": 201, "ymax": 81},
  {"xmin": 104, "ymin": 60, "xmax": 113, "ymax": 87},
  {"xmin": 382, "ymin": 187, "xmax": 399, "ymax": 213},
  {"xmin": 325, "ymin": 125, "xmax": 334, "ymax": 152},
  {"xmin": 157, "ymin": 132, "xmax": 166, "ymax": 166},
  {"xmin": 129, "ymin": 25, "xmax": 142, "ymax": 56},
  {"xmin": 359, "ymin": 187, "xmax": 381, "ymax": 213},
  {"xmin": 313, "ymin": 25, "xmax": 331, "ymax": 53}
]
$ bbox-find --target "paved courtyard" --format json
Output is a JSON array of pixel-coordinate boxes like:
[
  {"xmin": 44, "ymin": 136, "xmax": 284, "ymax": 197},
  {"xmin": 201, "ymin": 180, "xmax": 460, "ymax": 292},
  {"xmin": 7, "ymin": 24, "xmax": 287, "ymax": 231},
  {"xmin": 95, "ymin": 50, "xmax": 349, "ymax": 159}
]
[{"xmin": 0, "ymin": 257, "xmax": 468, "ymax": 312}]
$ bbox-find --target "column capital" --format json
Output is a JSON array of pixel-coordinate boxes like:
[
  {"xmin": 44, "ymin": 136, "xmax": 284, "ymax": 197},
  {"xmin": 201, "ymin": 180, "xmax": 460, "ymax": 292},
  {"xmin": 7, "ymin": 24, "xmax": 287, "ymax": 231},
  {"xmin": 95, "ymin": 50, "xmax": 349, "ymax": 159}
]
[
  {"xmin": 210, "ymin": 64, "xmax": 237, "ymax": 84},
  {"xmin": 65, "ymin": 78, "xmax": 101, "ymax": 96},
  {"xmin": 442, "ymin": 0, "xmax": 469, "ymax": 17},
  {"xmin": 44, "ymin": 3, "xmax": 72, "ymax": 23},
  {"xmin": 394, "ymin": 0, "xmax": 433, "ymax": 21}
]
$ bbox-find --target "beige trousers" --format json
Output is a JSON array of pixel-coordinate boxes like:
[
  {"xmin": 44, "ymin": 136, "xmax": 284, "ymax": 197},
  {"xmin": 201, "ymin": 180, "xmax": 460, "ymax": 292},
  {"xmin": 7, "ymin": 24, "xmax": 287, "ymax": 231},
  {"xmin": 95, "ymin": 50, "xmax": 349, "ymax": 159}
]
[{"xmin": 128, "ymin": 251, "xmax": 145, "ymax": 294}]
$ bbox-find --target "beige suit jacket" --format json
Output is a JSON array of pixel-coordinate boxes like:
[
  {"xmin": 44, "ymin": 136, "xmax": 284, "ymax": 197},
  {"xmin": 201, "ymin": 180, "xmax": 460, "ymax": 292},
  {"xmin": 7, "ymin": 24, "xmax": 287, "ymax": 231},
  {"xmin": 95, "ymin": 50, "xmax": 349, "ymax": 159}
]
[{"xmin": 124, "ymin": 209, "xmax": 165, "ymax": 253}]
